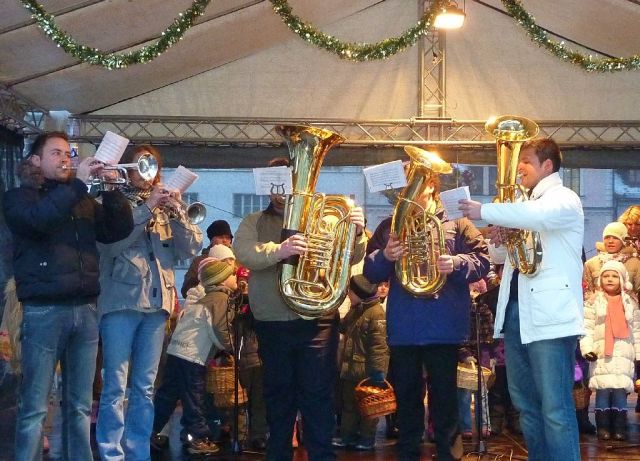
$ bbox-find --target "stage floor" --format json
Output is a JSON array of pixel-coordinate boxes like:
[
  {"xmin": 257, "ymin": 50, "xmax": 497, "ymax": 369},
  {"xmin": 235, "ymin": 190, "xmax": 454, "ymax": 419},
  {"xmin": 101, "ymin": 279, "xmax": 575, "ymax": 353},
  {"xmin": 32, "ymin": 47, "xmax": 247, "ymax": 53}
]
[{"xmin": 2, "ymin": 394, "xmax": 640, "ymax": 460}]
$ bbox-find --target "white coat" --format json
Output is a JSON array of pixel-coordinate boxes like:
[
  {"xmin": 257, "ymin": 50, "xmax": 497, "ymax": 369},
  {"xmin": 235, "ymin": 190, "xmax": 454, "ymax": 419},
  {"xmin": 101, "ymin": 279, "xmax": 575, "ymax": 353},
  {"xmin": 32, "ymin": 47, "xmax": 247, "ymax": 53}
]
[
  {"xmin": 580, "ymin": 291, "xmax": 640, "ymax": 392},
  {"xmin": 482, "ymin": 172, "xmax": 585, "ymax": 344}
]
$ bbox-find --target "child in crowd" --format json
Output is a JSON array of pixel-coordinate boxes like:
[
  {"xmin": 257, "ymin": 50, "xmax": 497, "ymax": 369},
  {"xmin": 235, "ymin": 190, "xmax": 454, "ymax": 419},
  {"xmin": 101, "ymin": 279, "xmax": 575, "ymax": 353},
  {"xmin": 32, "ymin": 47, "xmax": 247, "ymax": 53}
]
[
  {"xmin": 151, "ymin": 257, "xmax": 237, "ymax": 455},
  {"xmin": 333, "ymin": 275, "xmax": 389, "ymax": 451},
  {"xmin": 581, "ymin": 260, "xmax": 640, "ymax": 441}
]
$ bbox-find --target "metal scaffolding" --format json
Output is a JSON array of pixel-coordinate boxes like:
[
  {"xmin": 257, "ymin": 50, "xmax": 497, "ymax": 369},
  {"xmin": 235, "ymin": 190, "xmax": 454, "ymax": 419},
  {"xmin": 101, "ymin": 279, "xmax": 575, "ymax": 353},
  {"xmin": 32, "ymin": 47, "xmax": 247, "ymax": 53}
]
[{"xmin": 0, "ymin": 85, "xmax": 47, "ymax": 135}]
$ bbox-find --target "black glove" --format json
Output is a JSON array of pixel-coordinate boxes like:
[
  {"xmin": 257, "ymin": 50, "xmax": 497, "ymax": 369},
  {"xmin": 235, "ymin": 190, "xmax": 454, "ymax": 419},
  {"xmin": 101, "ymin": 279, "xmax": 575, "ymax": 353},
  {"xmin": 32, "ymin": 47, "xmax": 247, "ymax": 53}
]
[
  {"xmin": 584, "ymin": 352, "xmax": 598, "ymax": 362},
  {"xmin": 369, "ymin": 370, "xmax": 386, "ymax": 388}
]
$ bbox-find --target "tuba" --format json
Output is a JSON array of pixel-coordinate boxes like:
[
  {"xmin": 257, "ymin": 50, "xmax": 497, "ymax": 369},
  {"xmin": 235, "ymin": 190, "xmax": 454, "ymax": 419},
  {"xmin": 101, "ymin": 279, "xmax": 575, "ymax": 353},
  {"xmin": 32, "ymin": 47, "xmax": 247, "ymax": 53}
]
[
  {"xmin": 276, "ymin": 125, "xmax": 357, "ymax": 318},
  {"xmin": 486, "ymin": 115, "xmax": 542, "ymax": 275},
  {"xmin": 392, "ymin": 146, "xmax": 452, "ymax": 296}
]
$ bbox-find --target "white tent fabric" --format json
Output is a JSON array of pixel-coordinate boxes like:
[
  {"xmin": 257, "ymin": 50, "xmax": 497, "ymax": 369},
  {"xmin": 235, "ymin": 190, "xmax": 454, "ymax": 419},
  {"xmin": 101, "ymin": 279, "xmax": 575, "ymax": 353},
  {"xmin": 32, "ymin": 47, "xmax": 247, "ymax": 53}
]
[{"xmin": 1, "ymin": 0, "xmax": 640, "ymax": 121}]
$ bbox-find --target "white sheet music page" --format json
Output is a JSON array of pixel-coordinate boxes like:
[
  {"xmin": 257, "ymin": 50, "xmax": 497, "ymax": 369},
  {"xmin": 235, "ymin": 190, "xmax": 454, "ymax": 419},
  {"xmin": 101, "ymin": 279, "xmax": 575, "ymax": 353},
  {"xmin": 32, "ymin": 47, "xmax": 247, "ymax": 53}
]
[
  {"xmin": 439, "ymin": 186, "xmax": 470, "ymax": 219},
  {"xmin": 94, "ymin": 131, "xmax": 129, "ymax": 165},
  {"xmin": 363, "ymin": 160, "xmax": 407, "ymax": 193},
  {"xmin": 166, "ymin": 165, "xmax": 198, "ymax": 193},
  {"xmin": 253, "ymin": 166, "xmax": 293, "ymax": 195}
]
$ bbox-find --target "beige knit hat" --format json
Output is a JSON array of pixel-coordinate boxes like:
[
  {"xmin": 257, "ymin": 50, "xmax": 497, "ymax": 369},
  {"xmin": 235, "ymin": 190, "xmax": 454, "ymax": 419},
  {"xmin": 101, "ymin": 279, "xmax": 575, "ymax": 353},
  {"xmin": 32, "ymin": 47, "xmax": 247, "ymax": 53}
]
[
  {"xmin": 599, "ymin": 260, "xmax": 633, "ymax": 292},
  {"xmin": 209, "ymin": 244, "xmax": 235, "ymax": 261},
  {"xmin": 198, "ymin": 257, "xmax": 235, "ymax": 290},
  {"xmin": 602, "ymin": 222, "xmax": 628, "ymax": 243}
]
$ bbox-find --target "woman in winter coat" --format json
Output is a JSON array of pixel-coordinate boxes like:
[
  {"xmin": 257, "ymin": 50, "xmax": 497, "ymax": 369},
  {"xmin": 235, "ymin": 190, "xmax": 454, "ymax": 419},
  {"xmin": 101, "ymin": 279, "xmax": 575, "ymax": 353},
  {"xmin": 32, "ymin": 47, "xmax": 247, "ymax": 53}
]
[{"xmin": 580, "ymin": 260, "xmax": 640, "ymax": 441}]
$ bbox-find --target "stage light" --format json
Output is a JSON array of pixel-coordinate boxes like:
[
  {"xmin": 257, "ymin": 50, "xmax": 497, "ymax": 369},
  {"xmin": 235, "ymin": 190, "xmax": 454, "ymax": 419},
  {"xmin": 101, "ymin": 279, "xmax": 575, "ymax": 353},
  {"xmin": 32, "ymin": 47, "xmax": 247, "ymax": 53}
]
[{"xmin": 434, "ymin": 1, "xmax": 466, "ymax": 30}]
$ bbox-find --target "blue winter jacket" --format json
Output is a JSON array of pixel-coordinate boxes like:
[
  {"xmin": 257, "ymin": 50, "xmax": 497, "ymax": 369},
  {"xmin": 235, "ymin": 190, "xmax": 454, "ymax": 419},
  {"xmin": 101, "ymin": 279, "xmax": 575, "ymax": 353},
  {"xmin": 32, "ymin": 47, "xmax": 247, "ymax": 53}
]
[
  {"xmin": 364, "ymin": 211, "xmax": 489, "ymax": 346},
  {"xmin": 3, "ymin": 178, "xmax": 133, "ymax": 304}
]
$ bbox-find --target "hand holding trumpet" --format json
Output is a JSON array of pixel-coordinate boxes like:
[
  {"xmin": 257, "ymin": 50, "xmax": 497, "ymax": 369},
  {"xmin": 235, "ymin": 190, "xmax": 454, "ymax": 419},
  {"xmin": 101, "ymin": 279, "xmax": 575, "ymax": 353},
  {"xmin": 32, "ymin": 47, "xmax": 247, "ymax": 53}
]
[
  {"xmin": 74, "ymin": 157, "xmax": 104, "ymax": 183},
  {"xmin": 146, "ymin": 184, "xmax": 172, "ymax": 209}
]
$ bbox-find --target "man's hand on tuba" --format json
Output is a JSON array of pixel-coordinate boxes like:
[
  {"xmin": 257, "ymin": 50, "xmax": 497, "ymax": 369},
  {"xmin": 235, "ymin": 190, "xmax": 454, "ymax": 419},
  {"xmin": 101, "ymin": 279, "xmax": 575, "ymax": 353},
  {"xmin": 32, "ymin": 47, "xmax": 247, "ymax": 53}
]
[
  {"xmin": 349, "ymin": 206, "xmax": 365, "ymax": 236},
  {"xmin": 436, "ymin": 255, "xmax": 459, "ymax": 275},
  {"xmin": 276, "ymin": 233, "xmax": 308, "ymax": 260},
  {"xmin": 383, "ymin": 234, "xmax": 406, "ymax": 262}
]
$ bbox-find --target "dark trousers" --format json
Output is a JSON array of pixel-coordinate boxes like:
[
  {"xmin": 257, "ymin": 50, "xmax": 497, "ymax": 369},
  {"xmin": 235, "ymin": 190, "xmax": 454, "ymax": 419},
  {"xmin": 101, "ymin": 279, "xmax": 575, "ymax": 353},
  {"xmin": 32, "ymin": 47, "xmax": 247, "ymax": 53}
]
[
  {"xmin": 239, "ymin": 365, "xmax": 268, "ymax": 440},
  {"xmin": 255, "ymin": 315, "xmax": 339, "ymax": 461},
  {"xmin": 152, "ymin": 354, "xmax": 211, "ymax": 439},
  {"xmin": 391, "ymin": 344, "xmax": 461, "ymax": 461}
]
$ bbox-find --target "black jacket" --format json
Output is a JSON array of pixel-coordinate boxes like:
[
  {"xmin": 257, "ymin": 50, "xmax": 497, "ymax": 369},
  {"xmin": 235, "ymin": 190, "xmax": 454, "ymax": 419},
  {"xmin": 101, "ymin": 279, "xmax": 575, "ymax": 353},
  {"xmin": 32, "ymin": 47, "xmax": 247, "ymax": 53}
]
[{"xmin": 3, "ymin": 178, "xmax": 133, "ymax": 304}]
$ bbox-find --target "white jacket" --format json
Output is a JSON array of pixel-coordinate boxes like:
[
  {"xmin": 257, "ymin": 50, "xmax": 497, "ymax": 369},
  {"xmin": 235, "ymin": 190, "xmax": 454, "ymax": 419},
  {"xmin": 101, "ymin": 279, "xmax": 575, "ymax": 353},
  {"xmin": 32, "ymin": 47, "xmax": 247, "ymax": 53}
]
[
  {"xmin": 166, "ymin": 285, "xmax": 232, "ymax": 365},
  {"xmin": 580, "ymin": 291, "xmax": 640, "ymax": 392},
  {"xmin": 482, "ymin": 172, "xmax": 585, "ymax": 344}
]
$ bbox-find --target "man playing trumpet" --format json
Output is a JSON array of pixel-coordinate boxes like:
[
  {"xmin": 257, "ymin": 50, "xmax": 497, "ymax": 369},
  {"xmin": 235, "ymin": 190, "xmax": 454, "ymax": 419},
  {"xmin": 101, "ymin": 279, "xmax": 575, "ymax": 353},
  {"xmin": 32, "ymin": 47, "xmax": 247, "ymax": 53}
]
[{"xmin": 95, "ymin": 145, "xmax": 203, "ymax": 459}]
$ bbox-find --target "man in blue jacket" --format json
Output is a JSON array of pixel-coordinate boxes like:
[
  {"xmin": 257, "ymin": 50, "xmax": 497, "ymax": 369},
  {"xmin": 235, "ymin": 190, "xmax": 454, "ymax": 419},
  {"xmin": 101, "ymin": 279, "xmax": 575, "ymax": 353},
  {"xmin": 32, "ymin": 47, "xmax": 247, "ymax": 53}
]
[
  {"xmin": 3, "ymin": 131, "xmax": 133, "ymax": 461},
  {"xmin": 459, "ymin": 138, "xmax": 584, "ymax": 461},
  {"xmin": 364, "ymin": 157, "xmax": 489, "ymax": 461}
]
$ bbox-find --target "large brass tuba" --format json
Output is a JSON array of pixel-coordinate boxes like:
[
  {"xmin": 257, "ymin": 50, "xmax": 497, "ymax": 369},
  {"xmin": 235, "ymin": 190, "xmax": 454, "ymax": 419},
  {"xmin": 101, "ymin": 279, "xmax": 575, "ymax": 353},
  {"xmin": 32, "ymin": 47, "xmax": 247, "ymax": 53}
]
[
  {"xmin": 276, "ymin": 125, "xmax": 357, "ymax": 318},
  {"xmin": 392, "ymin": 146, "xmax": 452, "ymax": 296},
  {"xmin": 486, "ymin": 115, "xmax": 542, "ymax": 275}
]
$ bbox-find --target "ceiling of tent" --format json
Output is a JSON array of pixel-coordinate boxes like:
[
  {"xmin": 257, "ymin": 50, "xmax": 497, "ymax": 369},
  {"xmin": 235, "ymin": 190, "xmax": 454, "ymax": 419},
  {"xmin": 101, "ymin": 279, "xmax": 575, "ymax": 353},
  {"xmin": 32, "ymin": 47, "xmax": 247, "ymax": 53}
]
[{"xmin": 2, "ymin": 0, "xmax": 640, "ymax": 116}]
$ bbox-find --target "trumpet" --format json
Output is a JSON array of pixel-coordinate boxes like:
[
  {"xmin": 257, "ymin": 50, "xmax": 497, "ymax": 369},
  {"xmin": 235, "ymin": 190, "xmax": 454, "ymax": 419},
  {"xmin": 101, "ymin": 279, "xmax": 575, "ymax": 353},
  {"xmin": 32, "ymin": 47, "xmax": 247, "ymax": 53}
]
[
  {"xmin": 63, "ymin": 153, "xmax": 158, "ymax": 187},
  {"xmin": 159, "ymin": 194, "xmax": 207, "ymax": 225}
]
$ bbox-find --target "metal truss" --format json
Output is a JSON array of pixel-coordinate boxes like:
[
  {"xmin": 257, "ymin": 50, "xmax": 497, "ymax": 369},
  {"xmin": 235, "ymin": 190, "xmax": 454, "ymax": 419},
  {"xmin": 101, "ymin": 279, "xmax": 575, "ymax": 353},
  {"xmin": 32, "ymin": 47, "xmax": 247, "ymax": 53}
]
[
  {"xmin": 0, "ymin": 85, "xmax": 47, "ymax": 135},
  {"xmin": 66, "ymin": 115, "xmax": 640, "ymax": 150},
  {"xmin": 418, "ymin": 0, "xmax": 446, "ymax": 118}
]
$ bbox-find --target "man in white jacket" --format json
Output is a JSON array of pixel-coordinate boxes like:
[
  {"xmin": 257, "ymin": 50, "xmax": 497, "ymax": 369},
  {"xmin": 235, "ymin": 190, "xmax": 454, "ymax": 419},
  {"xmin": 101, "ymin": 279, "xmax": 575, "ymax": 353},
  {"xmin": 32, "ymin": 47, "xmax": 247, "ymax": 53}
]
[{"xmin": 459, "ymin": 138, "xmax": 584, "ymax": 461}]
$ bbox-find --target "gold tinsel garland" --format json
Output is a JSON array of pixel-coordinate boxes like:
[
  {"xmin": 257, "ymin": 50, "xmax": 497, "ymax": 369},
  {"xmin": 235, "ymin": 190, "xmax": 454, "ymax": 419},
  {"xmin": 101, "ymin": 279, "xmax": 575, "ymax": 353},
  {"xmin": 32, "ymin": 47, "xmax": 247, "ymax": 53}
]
[
  {"xmin": 269, "ymin": 0, "xmax": 447, "ymax": 61},
  {"xmin": 21, "ymin": 0, "xmax": 210, "ymax": 70},
  {"xmin": 502, "ymin": 0, "xmax": 640, "ymax": 72}
]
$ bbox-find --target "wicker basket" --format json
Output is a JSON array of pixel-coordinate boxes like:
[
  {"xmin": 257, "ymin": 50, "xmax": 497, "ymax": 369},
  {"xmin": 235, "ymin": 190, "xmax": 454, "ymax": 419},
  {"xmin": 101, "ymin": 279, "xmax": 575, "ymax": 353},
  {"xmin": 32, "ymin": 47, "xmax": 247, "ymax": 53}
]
[
  {"xmin": 457, "ymin": 362, "xmax": 495, "ymax": 391},
  {"xmin": 206, "ymin": 358, "xmax": 248, "ymax": 408},
  {"xmin": 354, "ymin": 378, "xmax": 397, "ymax": 419},
  {"xmin": 573, "ymin": 385, "xmax": 591, "ymax": 410}
]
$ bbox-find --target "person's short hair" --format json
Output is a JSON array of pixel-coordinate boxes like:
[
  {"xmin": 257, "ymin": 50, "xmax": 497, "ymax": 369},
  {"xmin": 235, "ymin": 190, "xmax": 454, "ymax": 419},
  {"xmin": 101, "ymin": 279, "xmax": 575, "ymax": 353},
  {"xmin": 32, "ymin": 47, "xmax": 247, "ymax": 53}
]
[
  {"xmin": 27, "ymin": 131, "xmax": 69, "ymax": 158},
  {"xmin": 520, "ymin": 138, "xmax": 562, "ymax": 172},
  {"xmin": 268, "ymin": 157, "xmax": 290, "ymax": 168},
  {"xmin": 121, "ymin": 144, "xmax": 162, "ymax": 185},
  {"xmin": 619, "ymin": 205, "xmax": 640, "ymax": 227}
]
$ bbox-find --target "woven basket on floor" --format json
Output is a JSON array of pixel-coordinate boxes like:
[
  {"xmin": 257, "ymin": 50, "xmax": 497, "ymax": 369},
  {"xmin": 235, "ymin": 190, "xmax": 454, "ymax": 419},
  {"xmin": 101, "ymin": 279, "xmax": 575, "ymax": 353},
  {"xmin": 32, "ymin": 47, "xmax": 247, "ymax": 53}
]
[
  {"xmin": 457, "ymin": 362, "xmax": 495, "ymax": 391},
  {"xmin": 206, "ymin": 358, "xmax": 247, "ymax": 407},
  {"xmin": 354, "ymin": 378, "xmax": 397, "ymax": 419},
  {"xmin": 573, "ymin": 385, "xmax": 591, "ymax": 410}
]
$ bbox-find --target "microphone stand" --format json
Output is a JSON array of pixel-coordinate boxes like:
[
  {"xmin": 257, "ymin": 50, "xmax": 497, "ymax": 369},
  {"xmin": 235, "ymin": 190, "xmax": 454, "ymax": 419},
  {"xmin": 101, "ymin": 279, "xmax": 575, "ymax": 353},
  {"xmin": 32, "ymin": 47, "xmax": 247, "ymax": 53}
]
[{"xmin": 464, "ymin": 298, "xmax": 527, "ymax": 461}]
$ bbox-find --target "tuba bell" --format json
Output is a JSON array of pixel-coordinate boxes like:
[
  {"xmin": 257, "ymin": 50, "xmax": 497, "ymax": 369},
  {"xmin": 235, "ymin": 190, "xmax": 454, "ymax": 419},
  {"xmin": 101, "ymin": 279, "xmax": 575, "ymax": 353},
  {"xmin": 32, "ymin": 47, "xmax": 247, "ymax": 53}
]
[
  {"xmin": 276, "ymin": 125, "xmax": 357, "ymax": 319},
  {"xmin": 486, "ymin": 115, "xmax": 542, "ymax": 275},
  {"xmin": 391, "ymin": 146, "xmax": 452, "ymax": 296}
]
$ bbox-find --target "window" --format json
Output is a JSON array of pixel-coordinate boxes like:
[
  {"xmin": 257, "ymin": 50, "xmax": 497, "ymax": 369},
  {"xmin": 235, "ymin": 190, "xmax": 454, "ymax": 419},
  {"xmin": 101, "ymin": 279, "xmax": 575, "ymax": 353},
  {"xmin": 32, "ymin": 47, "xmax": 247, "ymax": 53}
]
[
  {"xmin": 562, "ymin": 168, "xmax": 581, "ymax": 195},
  {"xmin": 182, "ymin": 192, "xmax": 199, "ymax": 204},
  {"xmin": 625, "ymin": 169, "xmax": 640, "ymax": 186},
  {"xmin": 233, "ymin": 194, "xmax": 271, "ymax": 217}
]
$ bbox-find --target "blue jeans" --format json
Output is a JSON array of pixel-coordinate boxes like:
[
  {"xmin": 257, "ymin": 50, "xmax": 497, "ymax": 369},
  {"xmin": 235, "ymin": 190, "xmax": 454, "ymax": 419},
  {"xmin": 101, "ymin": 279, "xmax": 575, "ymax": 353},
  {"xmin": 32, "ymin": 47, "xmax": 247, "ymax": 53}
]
[
  {"xmin": 16, "ymin": 303, "xmax": 99, "ymax": 461},
  {"xmin": 595, "ymin": 388, "xmax": 627, "ymax": 410},
  {"xmin": 457, "ymin": 389, "xmax": 472, "ymax": 432},
  {"xmin": 503, "ymin": 299, "xmax": 579, "ymax": 461},
  {"xmin": 96, "ymin": 309, "xmax": 167, "ymax": 461}
]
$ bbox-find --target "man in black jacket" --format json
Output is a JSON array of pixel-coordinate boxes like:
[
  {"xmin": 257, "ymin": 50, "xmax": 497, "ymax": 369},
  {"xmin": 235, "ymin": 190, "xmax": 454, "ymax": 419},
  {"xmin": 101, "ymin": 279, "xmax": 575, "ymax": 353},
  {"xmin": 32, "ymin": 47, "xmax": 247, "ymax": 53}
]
[{"xmin": 3, "ymin": 131, "xmax": 133, "ymax": 461}]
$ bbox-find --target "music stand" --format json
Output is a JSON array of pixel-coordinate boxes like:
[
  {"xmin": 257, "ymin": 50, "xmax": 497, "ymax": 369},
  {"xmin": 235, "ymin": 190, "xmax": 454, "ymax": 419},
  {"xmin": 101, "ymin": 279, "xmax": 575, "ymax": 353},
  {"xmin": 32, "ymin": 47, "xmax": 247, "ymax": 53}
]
[
  {"xmin": 229, "ymin": 290, "xmax": 263, "ymax": 457},
  {"xmin": 463, "ymin": 296, "xmax": 527, "ymax": 461}
]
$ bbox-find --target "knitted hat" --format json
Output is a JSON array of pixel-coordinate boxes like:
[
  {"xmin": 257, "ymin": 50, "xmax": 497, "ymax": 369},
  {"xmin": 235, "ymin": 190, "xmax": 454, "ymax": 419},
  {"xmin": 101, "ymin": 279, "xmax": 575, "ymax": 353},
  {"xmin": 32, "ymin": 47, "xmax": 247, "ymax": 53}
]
[
  {"xmin": 349, "ymin": 274, "xmax": 378, "ymax": 300},
  {"xmin": 208, "ymin": 244, "xmax": 235, "ymax": 261},
  {"xmin": 198, "ymin": 257, "xmax": 235, "ymax": 289},
  {"xmin": 206, "ymin": 220, "xmax": 233, "ymax": 240},
  {"xmin": 599, "ymin": 260, "xmax": 633, "ymax": 292},
  {"xmin": 602, "ymin": 222, "xmax": 628, "ymax": 243}
]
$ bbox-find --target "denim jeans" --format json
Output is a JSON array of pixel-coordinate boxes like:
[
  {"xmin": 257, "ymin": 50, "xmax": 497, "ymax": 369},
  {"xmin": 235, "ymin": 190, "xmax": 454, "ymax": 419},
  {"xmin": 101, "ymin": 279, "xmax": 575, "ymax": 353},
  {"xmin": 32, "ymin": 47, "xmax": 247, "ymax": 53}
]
[
  {"xmin": 503, "ymin": 299, "xmax": 580, "ymax": 461},
  {"xmin": 16, "ymin": 303, "xmax": 99, "ymax": 461},
  {"xmin": 96, "ymin": 309, "xmax": 167, "ymax": 461},
  {"xmin": 457, "ymin": 389, "xmax": 472, "ymax": 432},
  {"xmin": 254, "ymin": 314, "xmax": 339, "ymax": 461},
  {"xmin": 595, "ymin": 388, "xmax": 627, "ymax": 410}
]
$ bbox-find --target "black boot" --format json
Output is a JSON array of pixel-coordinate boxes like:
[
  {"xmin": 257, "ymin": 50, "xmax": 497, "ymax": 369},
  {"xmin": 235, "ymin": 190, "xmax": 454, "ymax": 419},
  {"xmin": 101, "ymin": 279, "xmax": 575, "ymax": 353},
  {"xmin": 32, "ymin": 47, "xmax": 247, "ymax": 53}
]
[
  {"xmin": 576, "ymin": 408, "xmax": 596, "ymax": 435},
  {"xmin": 612, "ymin": 409, "xmax": 627, "ymax": 441},
  {"xmin": 595, "ymin": 409, "xmax": 611, "ymax": 440}
]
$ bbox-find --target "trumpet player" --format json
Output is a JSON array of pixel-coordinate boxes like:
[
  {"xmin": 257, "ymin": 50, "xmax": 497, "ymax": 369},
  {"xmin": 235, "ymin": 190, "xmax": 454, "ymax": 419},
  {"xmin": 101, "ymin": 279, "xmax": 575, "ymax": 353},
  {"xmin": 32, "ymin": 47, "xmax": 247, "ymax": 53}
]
[
  {"xmin": 365, "ymin": 158, "xmax": 489, "ymax": 461},
  {"xmin": 3, "ymin": 131, "xmax": 133, "ymax": 461},
  {"xmin": 95, "ymin": 145, "xmax": 203, "ymax": 460},
  {"xmin": 459, "ymin": 138, "xmax": 584, "ymax": 461}
]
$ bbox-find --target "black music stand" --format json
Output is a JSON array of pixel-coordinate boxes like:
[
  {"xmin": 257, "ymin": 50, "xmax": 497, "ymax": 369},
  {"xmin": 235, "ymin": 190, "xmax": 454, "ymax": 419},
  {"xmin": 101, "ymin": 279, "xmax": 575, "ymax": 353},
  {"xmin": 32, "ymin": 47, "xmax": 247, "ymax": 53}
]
[{"xmin": 463, "ymin": 296, "xmax": 527, "ymax": 461}]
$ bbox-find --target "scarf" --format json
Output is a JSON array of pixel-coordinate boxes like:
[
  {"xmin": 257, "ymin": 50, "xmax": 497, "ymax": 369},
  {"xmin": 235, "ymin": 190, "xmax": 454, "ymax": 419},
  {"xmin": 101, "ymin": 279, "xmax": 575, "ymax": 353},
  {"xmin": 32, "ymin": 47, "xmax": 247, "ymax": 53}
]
[
  {"xmin": 604, "ymin": 293, "xmax": 629, "ymax": 357},
  {"xmin": 119, "ymin": 184, "xmax": 151, "ymax": 206}
]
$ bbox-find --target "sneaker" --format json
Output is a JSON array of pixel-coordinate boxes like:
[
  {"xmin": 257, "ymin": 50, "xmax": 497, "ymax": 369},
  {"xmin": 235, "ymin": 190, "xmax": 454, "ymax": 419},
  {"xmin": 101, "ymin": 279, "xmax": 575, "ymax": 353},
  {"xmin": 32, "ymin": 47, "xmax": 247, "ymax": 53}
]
[
  {"xmin": 331, "ymin": 437, "xmax": 356, "ymax": 449},
  {"xmin": 354, "ymin": 441, "xmax": 375, "ymax": 451},
  {"xmin": 185, "ymin": 437, "xmax": 220, "ymax": 455},
  {"xmin": 150, "ymin": 433, "xmax": 169, "ymax": 452}
]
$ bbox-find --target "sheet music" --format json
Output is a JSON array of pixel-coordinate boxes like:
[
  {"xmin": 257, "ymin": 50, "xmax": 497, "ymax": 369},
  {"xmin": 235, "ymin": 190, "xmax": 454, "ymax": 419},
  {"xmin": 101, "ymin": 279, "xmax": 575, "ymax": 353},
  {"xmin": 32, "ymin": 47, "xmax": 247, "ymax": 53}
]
[
  {"xmin": 94, "ymin": 131, "xmax": 129, "ymax": 165},
  {"xmin": 439, "ymin": 186, "xmax": 470, "ymax": 219},
  {"xmin": 166, "ymin": 165, "xmax": 198, "ymax": 193},
  {"xmin": 363, "ymin": 160, "xmax": 407, "ymax": 193},
  {"xmin": 253, "ymin": 166, "xmax": 292, "ymax": 195}
]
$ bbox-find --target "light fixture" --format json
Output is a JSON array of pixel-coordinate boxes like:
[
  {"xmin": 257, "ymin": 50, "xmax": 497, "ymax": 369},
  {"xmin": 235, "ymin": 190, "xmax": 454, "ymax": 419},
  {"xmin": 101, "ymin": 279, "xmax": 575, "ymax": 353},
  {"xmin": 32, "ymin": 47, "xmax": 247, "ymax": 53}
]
[{"xmin": 434, "ymin": 1, "xmax": 466, "ymax": 30}]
